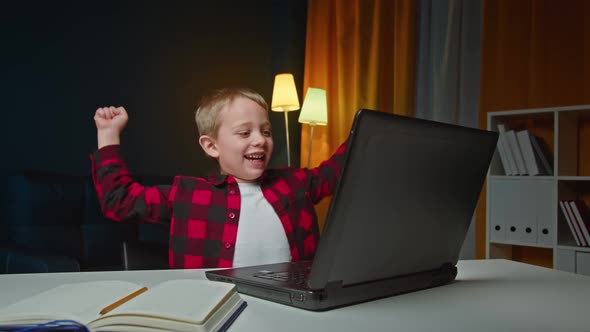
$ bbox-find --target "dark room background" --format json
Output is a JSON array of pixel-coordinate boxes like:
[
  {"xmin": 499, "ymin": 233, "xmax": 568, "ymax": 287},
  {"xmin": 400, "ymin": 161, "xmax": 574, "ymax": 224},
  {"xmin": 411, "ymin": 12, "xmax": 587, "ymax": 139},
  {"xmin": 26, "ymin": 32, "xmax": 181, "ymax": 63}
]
[{"xmin": 1, "ymin": 0, "xmax": 307, "ymax": 177}]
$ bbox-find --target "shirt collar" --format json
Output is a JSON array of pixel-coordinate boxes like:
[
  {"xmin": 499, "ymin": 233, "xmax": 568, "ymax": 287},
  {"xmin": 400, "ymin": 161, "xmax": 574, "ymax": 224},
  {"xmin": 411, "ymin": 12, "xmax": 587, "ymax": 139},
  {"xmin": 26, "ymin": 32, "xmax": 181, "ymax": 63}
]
[
  {"xmin": 206, "ymin": 172, "xmax": 272, "ymax": 187},
  {"xmin": 207, "ymin": 174, "xmax": 230, "ymax": 186}
]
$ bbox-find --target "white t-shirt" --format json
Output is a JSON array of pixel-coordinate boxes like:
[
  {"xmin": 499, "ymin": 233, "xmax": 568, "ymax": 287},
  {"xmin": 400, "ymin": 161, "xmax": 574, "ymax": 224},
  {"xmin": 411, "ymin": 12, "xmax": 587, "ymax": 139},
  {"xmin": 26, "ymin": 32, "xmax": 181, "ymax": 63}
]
[{"xmin": 232, "ymin": 182, "xmax": 292, "ymax": 267}]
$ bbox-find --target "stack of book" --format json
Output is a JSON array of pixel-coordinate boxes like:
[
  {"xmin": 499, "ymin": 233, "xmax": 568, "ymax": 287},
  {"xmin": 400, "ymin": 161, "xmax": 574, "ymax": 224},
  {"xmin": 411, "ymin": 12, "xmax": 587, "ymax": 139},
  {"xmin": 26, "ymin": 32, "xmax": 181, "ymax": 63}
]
[
  {"xmin": 559, "ymin": 200, "xmax": 590, "ymax": 247},
  {"xmin": 496, "ymin": 124, "xmax": 553, "ymax": 176}
]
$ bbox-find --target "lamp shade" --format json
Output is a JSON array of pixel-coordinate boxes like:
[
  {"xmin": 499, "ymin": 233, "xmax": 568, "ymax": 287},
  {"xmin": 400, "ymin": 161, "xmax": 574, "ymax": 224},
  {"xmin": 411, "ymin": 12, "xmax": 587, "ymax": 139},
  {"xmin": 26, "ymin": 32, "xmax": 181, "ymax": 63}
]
[
  {"xmin": 298, "ymin": 87, "xmax": 328, "ymax": 125},
  {"xmin": 271, "ymin": 73, "xmax": 300, "ymax": 112}
]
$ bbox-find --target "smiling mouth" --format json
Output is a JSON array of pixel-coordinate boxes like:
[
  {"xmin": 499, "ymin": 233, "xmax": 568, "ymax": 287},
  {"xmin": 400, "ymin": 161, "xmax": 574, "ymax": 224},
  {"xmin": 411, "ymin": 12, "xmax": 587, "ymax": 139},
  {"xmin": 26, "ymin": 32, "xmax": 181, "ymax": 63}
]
[{"xmin": 245, "ymin": 153, "xmax": 265, "ymax": 161}]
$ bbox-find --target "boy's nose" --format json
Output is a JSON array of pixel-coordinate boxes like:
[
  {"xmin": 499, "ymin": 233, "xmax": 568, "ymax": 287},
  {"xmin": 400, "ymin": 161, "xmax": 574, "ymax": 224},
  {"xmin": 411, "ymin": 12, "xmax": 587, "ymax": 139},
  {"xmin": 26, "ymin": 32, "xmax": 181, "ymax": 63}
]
[{"xmin": 251, "ymin": 133, "xmax": 266, "ymax": 146}]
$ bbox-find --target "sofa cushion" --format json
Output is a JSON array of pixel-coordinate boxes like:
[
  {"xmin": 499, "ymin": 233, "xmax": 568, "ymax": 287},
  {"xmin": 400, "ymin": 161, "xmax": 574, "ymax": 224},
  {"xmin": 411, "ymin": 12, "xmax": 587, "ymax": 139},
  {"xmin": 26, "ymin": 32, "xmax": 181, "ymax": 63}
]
[
  {"xmin": 0, "ymin": 248, "xmax": 80, "ymax": 273},
  {"xmin": 2, "ymin": 172, "xmax": 85, "ymax": 261},
  {"xmin": 0, "ymin": 171, "xmax": 175, "ymax": 273}
]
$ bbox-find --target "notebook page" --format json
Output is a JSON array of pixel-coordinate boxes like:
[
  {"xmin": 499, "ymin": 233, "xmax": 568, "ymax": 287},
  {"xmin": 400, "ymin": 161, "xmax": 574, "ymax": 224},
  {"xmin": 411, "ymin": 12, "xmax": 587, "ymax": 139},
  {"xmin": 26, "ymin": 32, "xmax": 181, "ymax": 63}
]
[
  {"xmin": 104, "ymin": 279, "xmax": 236, "ymax": 324},
  {"xmin": 0, "ymin": 280, "xmax": 143, "ymax": 324}
]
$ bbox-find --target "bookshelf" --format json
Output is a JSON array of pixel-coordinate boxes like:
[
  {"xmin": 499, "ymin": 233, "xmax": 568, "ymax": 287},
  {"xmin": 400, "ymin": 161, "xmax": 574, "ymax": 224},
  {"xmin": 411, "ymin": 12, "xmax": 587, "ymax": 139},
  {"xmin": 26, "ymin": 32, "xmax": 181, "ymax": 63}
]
[{"xmin": 486, "ymin": 105, "xmax": 590, "ymax": 276}]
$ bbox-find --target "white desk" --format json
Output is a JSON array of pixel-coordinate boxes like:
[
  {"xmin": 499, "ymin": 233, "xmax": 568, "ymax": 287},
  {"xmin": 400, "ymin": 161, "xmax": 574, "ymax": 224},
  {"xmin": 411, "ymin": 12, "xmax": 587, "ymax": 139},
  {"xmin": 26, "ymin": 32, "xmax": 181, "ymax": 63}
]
[{"xmin": 1, "ymin": 259, "xmax": 589, "ymax": 332}]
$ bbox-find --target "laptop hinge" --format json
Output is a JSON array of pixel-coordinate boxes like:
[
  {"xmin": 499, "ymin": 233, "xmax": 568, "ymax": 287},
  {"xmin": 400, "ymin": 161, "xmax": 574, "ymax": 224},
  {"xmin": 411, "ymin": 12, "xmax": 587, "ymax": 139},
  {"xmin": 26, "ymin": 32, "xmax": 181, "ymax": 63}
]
[
  {"xmin": 316, "ymin": 264, "xmax": 457, "ymax": 310},
  {"xmin": 433, "ymin": 263, "xmax": 457, "ymax": 284}
]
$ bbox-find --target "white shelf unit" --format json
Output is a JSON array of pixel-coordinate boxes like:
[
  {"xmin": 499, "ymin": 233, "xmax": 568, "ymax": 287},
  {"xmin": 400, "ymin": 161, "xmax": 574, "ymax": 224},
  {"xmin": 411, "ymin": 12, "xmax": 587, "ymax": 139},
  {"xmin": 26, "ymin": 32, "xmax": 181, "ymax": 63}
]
[{"xmin": 486, "ymin": 105, "xmax": 590, "ymax": 276}]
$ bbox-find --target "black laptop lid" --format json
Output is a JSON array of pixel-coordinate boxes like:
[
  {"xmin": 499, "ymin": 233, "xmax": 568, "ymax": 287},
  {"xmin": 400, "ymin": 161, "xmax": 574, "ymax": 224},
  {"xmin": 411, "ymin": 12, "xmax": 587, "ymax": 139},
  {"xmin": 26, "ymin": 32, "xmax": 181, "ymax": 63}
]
[{"xmin": 307, "ymin": 110, "xmax": 498, "ymax": 290}]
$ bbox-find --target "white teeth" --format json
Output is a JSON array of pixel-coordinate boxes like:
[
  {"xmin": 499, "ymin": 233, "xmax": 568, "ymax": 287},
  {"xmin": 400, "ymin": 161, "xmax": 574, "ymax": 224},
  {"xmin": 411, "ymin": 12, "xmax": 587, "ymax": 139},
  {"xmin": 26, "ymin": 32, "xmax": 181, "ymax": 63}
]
[{"xmin": 245, "ymin": 154, "xmax": 264, "ymax": 160}]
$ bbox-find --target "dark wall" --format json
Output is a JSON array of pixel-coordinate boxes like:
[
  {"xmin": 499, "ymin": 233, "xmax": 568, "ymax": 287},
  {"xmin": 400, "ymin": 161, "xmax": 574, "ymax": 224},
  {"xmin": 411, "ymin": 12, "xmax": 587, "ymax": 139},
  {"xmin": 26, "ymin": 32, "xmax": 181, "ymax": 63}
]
[{"xmin": 1, "ymin": 1, "xmax": 307, "ymax": 176}]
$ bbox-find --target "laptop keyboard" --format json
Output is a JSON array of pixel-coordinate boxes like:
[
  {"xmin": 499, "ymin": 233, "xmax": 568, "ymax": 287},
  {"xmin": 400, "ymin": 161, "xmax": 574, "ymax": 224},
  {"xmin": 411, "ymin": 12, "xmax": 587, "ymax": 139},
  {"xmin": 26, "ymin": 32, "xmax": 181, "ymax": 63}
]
[{"xmin": 253, "ymin": 270, "xmax": 309, "ymax": 285}]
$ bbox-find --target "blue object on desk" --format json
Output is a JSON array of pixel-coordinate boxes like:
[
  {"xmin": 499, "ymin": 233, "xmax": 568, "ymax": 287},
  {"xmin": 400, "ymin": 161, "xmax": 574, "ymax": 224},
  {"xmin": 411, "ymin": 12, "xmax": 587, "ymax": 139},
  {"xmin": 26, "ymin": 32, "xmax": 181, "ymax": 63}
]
[
  {"xmin": 218, "ymin": 301, "xmax": 248, "ymax": 332},
  {"xmin": 0, "ymin": 320, "xmax": 89, "ymax": 332}
]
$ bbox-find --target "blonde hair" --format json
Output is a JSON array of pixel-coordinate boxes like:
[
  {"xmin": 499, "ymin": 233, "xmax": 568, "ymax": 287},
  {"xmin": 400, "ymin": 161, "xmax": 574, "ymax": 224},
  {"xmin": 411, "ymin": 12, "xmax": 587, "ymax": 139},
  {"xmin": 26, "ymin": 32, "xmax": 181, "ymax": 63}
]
[{"xmin": 195, "ymin": 88, "xmax": 268, "ymax": 137}]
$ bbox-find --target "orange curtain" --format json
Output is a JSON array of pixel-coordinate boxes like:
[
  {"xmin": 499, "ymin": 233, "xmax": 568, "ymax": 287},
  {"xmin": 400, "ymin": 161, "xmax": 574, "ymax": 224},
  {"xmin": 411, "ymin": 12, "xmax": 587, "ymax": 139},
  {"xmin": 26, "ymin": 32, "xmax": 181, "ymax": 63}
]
[
  {"xmin": 302, "ymin": 0, "xmax": 416, "ymax": 229},
  {"xmin": 477, "ymin": 0, "xmax": 590, "ymax": 258}
]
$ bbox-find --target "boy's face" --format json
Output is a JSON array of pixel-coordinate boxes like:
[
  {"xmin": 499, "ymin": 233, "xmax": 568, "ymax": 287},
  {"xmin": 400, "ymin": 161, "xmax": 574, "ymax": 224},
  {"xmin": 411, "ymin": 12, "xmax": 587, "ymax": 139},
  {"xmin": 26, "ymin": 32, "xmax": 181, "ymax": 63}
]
[{"xmin": 200, "ymin": 97, "xmax": 274, "ymax": 182}]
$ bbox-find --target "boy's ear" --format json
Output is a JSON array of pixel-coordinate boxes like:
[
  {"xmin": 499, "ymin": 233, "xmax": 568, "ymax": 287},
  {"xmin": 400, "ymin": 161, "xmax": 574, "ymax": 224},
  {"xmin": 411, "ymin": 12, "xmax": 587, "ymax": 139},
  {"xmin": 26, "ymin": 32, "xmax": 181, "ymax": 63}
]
[{"xmin": 198, "ymin": 135, "xmax": 219, "ymax": 158}]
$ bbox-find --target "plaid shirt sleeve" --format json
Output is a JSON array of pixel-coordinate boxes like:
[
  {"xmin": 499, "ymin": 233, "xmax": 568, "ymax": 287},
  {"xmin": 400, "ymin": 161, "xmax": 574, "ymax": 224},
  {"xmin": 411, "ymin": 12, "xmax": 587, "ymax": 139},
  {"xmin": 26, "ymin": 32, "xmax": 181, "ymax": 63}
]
[
  {"xmin": 90, "ymin": 145, "xmax": 172, "ymax": 224},
  {"xmin": 297, "ymin": 141, "xmax": 348, "ymax": 204}
]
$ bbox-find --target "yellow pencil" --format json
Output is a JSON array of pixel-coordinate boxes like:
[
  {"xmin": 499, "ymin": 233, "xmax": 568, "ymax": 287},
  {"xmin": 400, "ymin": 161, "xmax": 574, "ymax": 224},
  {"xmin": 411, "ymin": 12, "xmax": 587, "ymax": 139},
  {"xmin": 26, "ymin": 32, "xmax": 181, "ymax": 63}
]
[{"xmin": 99, "ymin": 286, "xmax": 148, "ymax": 315}]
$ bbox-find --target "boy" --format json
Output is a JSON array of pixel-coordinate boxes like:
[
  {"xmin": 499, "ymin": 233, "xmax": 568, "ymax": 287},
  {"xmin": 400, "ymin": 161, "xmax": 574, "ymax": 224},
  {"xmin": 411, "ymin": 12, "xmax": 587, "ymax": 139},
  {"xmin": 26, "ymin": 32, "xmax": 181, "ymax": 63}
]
[{"xmin": 92, "ymin": 88, "xmax": 346, "ymax": 269}]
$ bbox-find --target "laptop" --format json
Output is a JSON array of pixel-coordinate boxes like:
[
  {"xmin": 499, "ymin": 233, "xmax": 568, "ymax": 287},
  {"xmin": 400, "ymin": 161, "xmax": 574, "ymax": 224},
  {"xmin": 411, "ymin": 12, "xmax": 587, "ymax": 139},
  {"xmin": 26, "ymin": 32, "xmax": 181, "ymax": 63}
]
[{"xmin": 206, "ymin": 109, "xmax": 498, "ymax": 311}]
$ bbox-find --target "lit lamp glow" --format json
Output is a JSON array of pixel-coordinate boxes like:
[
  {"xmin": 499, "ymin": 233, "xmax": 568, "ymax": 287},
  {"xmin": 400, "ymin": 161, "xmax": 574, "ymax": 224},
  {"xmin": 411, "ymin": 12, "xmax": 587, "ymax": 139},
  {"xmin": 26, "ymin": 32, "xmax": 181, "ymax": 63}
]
[
  {"xmin": 298, "ymin": 87, "xmax": 328, "ymax": 168},
  {"xmin": 271, "ymin": 73, "xmax": 300, "ymax": 167}
]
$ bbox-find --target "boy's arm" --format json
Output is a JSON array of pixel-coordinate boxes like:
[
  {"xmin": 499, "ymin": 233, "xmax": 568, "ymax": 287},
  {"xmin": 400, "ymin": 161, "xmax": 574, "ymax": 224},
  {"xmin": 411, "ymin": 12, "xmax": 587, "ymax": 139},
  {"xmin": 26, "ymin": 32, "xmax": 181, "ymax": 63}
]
[
  {"xmin": 92, "ymin": 106, "xmax": 171, "ymax": 223},
  {"xmin": 91, "ymin": 145, "xmax": 172, "ymax": 224},
  {"xmin": 301, "ymin": 140, "xmax": 348, "ymax": 204}
]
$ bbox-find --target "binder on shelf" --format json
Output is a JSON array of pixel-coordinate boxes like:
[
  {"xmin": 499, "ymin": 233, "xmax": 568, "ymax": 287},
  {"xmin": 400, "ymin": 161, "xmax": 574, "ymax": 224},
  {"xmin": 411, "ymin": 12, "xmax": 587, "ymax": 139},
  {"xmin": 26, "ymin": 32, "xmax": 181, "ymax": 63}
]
[
  {"xmin": 497, "ymin": 124, "xmax": 519, "ymax": 175},
  {"xmin": 516, "ymin": 130, "xmax": 541, "ymax": 176},
  {"xmin": 519, "ymin": 183, "xmax": 538, "ymax": 244},
  {"xmin": 569, "ymin": 200, "xmax": 590, "ymax": 246},
  {"xmin": 489, "ymin": 180, "xmax": 509, "ymax": 242},
  {"xmin": 564, "ymin": 201, "xmax": 587, "ymax": 247},
  {"xmin": 505, "ymin": 129, "xmax": 528, "ymax": 175},
  {"xmin": 530, "ymin": 135, "xmax": 553, "ymax": 175},
  {"xmin": 495, "ymin": 133, "xmax": 513, "ymax": 175},
  {"xmin": 496, "ymin": 136, "xmax": 514, "ymax": 175},
  {"xmin": 504, "ymin": 181, "xmax": 523, "ymax": 244},
  {"xmin": 535, "ymin": 180, "xmax": 554, "ymax": 245},
  {"xmin": 559, "ymin": 201, "xmax": 581, "ymax": 246}
]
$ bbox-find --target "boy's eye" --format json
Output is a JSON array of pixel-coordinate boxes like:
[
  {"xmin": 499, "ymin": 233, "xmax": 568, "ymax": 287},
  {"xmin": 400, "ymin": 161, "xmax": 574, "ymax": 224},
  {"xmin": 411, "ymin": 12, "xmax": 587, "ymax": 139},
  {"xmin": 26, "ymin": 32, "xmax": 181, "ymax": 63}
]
[
  {"xmin": 263, "ymin": 130, "xmax": 272, "ymax": 137},
  {"xmin": 238, "ymin": 131, "xmax": 250, "ymax": 137}
]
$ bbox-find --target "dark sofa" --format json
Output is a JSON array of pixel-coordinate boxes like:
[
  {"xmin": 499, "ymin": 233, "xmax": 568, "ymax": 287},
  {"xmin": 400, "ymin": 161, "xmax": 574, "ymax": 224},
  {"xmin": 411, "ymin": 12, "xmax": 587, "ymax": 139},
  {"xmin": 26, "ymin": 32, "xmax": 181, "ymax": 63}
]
[{"xmin": 0, "ymin": 171, "xmax": 171, "ymax": 273}]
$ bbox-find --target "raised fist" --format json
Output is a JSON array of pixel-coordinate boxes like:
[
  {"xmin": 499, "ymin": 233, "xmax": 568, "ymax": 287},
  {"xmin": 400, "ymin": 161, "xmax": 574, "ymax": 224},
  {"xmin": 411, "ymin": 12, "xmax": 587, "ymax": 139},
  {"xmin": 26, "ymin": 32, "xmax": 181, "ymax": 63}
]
[{"xmin": 94, "ymin": 106, "xmax": 129, "ymax": 133}]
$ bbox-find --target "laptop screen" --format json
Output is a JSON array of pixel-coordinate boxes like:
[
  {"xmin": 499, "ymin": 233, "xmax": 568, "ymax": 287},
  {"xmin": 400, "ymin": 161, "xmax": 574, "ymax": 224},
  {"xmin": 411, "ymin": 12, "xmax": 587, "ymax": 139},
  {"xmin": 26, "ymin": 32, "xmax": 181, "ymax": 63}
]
[{"xmin": 307, "ymin": 110, "xmax": 498, "ymax": 289}]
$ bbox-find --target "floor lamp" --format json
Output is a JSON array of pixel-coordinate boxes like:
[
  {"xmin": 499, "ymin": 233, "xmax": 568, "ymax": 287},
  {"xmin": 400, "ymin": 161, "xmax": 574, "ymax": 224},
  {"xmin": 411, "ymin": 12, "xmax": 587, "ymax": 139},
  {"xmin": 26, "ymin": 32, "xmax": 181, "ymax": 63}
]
[
  {"xmin": 271, "ymin": 73, "xmax": 300, "ymax": 167},
  {"xmin": 298, "ymin": 87, "xmax": 328, "ymax": 168}
]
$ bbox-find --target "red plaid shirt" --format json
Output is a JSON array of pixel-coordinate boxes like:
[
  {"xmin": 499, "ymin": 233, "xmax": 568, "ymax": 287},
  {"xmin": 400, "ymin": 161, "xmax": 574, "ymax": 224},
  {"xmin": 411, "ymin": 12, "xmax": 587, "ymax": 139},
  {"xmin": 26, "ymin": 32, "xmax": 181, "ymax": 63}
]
[{"xmin": 91, "ymin": 143, "xmax": 346, "ymax": 269}]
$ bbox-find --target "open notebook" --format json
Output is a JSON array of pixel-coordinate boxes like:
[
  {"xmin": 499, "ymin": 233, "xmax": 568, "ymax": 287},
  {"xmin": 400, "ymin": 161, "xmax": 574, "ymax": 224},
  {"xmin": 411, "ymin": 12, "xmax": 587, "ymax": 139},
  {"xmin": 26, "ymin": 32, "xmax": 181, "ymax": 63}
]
[
  {"xmin": 207, "ymin": 109, "xmax": 498, "ymax": 311},
  {"xmin": 0, "ymin": 279, "xmax": 246, "ymax": 332}
]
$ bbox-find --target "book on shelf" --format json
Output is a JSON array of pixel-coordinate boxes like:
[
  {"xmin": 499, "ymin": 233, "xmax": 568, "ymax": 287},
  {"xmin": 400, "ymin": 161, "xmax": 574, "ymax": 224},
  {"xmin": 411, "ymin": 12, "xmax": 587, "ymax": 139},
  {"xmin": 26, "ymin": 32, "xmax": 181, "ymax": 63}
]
[
  {"xmin": 496, "ymin": 124, "xmax": 519, "ymax": 175},
  {"xmin": 516, "ymin": 130, "xmax": 541, "ymax": 176},
  {"xmin": 529, "ymin": 134, "xmax": 553, "ymax": 175},
  {"xmin": 559, "ymin": 200, "xmax": 582, "ymax": 246},
  {"xmin": 563, "ymin": 200, "xmax": 587, "ymax": 247},
  {"xmin": 495, "ymin": 129, "xmax": 515, "ymax": 175},
  {"xmin": 505, "ymin": 129, "xmax": 527, "ymax": 175},
  {"xmin": 0, "ymin": 279, "xmax": 246, "ymax": 332},
  {"xmin": 569, "ymin": 200, "xmax": 590, "ymax": 246}
]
